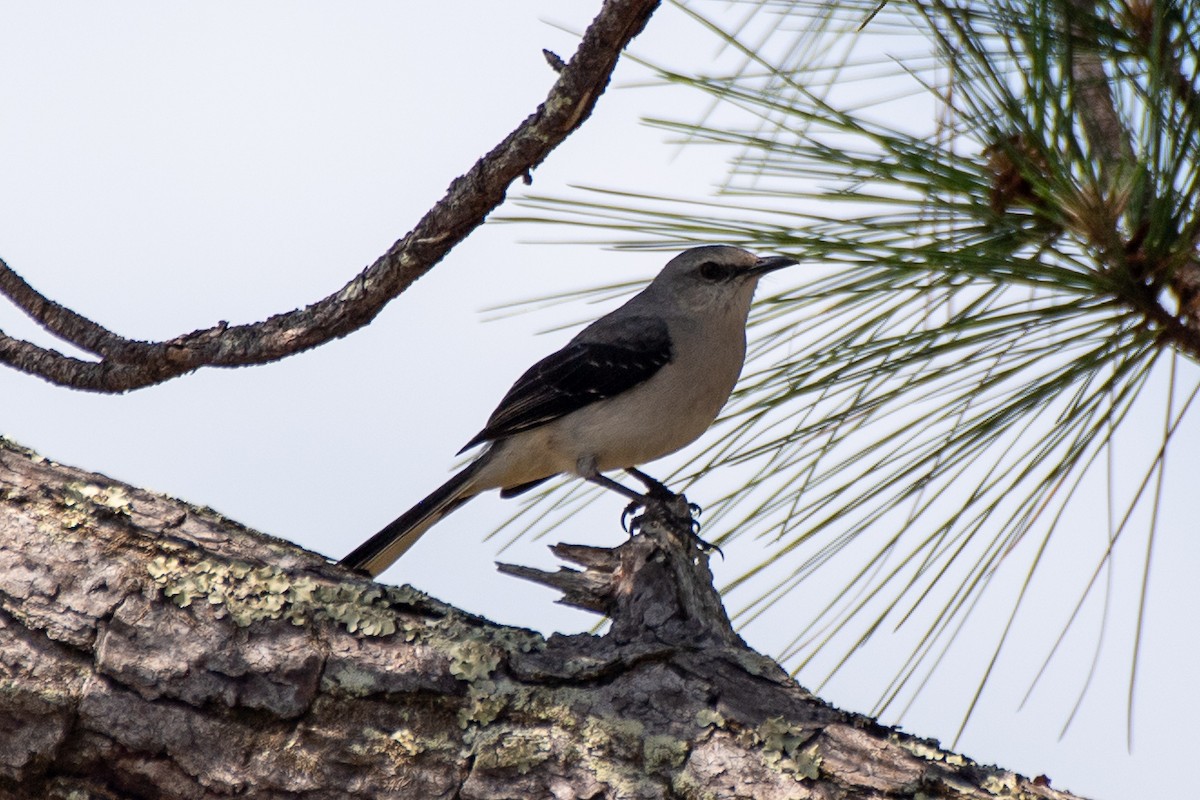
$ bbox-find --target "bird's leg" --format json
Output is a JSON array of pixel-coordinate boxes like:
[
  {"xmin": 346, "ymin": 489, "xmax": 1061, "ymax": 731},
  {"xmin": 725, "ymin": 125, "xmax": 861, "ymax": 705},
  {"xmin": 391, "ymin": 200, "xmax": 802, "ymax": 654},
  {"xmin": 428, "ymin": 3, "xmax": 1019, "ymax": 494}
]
[
  {"xmin": 624, "ymin": 467, "xmax": 674, "ymax": 499},
  {"xmin": 620, "ymin": 470, "xmax": 667, "ymax": 532},
  {"xmin": 583, "ymin": 471, "xmax": 644, "ymax": 503},
  {"xmin": 625, "ymin": 467, "xmax": 703, "ymax": 519},
  {"xmin": 580, "ymin": 471, "xmax": 657, "ymax": 533},
  {"xmin": 578, "ymin": 461, "xmax": 716, "ymax": 554},
  {"xmin": 577, "ymin": 461, "xmax": 646, "ymax": 528}
]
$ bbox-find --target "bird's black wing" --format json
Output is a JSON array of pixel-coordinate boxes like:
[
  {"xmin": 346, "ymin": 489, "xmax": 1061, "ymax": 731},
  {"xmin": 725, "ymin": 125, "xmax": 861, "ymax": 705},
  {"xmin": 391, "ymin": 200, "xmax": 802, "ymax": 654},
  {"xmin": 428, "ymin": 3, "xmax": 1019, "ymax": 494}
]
[{"xmin": 459, "ymin": 316, "xmax": 672, "ymax": 452}]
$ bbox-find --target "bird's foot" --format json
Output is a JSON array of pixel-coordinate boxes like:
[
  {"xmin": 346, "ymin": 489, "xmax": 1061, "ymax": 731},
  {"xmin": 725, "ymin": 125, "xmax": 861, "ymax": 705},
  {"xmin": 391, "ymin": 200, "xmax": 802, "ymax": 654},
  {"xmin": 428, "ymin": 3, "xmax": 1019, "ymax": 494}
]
[
  {"xmin": 621, "ymin": 491, "xmax": 691, "ymax": 532},
  {"xmin": 622, "ymin": 468, "xmax": 702, "ymax": 521},
  {"xmin": 620, "ymin": 491, "xmax": 721, "ymax": 559}
]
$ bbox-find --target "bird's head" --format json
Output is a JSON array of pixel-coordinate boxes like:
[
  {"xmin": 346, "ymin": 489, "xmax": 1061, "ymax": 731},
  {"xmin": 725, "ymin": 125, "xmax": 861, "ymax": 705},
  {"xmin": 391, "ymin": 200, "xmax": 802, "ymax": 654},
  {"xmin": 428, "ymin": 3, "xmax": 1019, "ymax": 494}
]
[{"xmin": 648, "ymin": 245, "xmax": 798, "ymax": 316}]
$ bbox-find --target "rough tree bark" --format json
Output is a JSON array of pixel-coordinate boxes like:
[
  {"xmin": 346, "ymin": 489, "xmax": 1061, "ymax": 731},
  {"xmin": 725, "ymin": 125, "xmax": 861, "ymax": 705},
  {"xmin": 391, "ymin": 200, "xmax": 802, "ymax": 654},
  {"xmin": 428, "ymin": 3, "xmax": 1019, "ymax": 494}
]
[{"xmin": 0, "ymin": 437, "xmax": 1088, "ymax": 800}]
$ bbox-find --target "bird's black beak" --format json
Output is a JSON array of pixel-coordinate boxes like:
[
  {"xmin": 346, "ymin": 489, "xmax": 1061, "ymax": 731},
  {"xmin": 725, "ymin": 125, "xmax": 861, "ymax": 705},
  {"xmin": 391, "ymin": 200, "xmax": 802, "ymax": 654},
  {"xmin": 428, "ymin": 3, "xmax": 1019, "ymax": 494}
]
[{"xmin": 750, "ymin": 254, "xmax": 798, "ymax": 275}]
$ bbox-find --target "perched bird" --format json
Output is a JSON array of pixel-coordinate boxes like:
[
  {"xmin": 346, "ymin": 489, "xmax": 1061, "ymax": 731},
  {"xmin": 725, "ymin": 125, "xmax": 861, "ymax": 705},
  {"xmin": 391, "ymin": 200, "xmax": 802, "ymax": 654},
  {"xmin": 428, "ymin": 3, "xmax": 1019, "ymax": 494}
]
[{"xmin": 342, "ymin": 245, "xmax": 796, "ymax": 576}]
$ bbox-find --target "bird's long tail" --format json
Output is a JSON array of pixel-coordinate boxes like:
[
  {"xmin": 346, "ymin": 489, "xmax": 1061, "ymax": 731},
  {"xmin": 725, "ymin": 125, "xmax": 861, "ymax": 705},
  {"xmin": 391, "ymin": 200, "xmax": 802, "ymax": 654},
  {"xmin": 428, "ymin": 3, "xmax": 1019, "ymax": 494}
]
[{"xmin": 340, "ymin": 462, "xmax": 481, "ymax": 577}]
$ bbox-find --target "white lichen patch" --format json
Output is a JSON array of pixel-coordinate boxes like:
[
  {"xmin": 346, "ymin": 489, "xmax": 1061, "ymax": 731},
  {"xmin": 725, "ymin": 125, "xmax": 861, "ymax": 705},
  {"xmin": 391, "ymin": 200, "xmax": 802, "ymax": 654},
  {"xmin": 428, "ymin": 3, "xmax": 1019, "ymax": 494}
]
[
  {"xmin": 894, "ymin": 734, "xmax": 968, "ymax": 767},
  {"xmin": 981, "ymin": 772, "xmax": 1020, "ymax": 794},
  {"xmin": 56, "ymin": 481, "xmax": 133, "ymax": 528}
]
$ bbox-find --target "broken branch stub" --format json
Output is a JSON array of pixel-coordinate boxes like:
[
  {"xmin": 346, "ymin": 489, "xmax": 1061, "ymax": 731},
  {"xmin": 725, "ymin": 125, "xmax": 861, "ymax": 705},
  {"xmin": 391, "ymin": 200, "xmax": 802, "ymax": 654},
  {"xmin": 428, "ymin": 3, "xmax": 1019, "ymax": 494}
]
[{"xmin": 497, "ymin": 495, "xmax": 744, "ymax": 650}]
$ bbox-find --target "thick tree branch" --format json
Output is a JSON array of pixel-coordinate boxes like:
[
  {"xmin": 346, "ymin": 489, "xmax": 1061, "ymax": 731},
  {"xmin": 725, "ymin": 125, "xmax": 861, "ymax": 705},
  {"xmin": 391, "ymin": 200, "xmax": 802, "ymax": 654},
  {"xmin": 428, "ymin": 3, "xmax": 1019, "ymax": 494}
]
[
  {"xmin": 0, "ymin": 0, "xmax": 660, "ymax": 393},
  {"xmin": 0, "ymin": 437, "xmax": 1090, "ymax": 799},
  {"xmin": 1063, "ymin": 0, "xmax": 1200, "ymax": 352},
  {"xmin": 1066, "ymin": 30, "xmax": 1135, "ymax": 176}
]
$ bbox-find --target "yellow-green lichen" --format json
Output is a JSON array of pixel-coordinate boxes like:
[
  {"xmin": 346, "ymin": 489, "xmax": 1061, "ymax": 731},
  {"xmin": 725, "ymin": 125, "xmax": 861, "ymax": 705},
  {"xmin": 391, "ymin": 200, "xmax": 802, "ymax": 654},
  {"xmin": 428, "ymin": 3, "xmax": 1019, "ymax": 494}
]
[
  {"xmin": 694, "ymin": 708, "xmax": 726, "ymax": 730},
  {"xmin": 643, "ymin": 735, "xmax": 689, "ymax": 771},
  {"xmin": 458, "ymin": 680, "xmax": 507, "ymax": 728},
  {"xmin": 453, "ymin": 675, "xmax": 541, "ymax": 731},
  {"xmin": 147, "ymin": 555, "xmax": 402, "ymax": 634},
  {"xmin": 582, "ymin": 716, "xmax": 645, "ymax": 761},
  {"xmin": 471, "ymin": 727, "xmax": 552, "ymax": 774},
  {"xmin": 364, "ymin": 723, "xmax": 454, "ymax": 760},
  {"xmin": 489, "ymin": 625, "xmax": 545, "ymax": 655},
  {"xmin": 517, "ymin": 691, "xmax": 578, "ymax": 728},
  {"xmin": 448, "ymin": 640, "xmax": 501, "ymax": 682},
  {"xmin": 757, "ymin": 717, "xmax": 821, "ymax": 779}
]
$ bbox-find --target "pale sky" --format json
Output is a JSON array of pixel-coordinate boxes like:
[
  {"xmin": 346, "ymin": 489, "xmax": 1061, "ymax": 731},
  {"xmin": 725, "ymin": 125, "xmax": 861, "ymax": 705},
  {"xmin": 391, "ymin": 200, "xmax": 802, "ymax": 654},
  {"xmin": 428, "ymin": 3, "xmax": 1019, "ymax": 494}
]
[{"xmin": 1, "ymin": 4, "xmax": 1195, "ymax": 798}]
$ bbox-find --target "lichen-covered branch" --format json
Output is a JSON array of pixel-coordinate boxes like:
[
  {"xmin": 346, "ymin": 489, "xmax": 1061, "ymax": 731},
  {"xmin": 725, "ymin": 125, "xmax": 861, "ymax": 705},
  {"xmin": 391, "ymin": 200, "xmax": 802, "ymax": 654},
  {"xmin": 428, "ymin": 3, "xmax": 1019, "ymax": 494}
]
[
  {"xmin": 0, "ymin": 437, "xmax": 1089, "ymax": 799},
  {"xmin": 0, "ymin": 0, "xmax": 660, "ymax": 393}
]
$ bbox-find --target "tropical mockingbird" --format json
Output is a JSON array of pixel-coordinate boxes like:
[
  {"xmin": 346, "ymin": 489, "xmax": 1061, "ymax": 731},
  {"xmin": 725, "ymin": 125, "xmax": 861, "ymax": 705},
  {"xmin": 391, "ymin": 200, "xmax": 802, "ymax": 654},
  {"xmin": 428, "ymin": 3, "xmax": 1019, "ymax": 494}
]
[{"xmin": 341, "ymin": 245, "xmax": 797, "ymax": 576}]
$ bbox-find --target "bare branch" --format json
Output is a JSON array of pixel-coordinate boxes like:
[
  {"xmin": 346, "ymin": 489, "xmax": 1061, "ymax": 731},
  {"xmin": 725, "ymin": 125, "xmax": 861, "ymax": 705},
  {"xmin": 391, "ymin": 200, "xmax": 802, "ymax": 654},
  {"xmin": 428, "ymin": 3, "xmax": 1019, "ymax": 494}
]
[
  {"xmin": 0, "ymin": 264, "xmax": 134, "ymax": 358},
  {"xmin": 0, "ymin": 0, "xmax": 661, "ymax": 393}
]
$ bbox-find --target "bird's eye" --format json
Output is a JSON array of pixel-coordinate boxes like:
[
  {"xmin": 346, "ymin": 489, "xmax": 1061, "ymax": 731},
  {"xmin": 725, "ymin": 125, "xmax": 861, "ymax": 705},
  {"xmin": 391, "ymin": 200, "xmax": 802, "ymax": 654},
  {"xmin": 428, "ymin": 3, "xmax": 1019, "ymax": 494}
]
[{"xmin": 698, "ymin": 261, "xmax": 730, "ymax": 281}]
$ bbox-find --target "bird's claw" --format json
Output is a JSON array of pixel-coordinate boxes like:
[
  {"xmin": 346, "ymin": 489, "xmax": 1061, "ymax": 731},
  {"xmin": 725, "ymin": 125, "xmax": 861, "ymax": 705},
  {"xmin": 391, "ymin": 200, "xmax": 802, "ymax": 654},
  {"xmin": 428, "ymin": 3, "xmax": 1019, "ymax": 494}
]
[
  {"xmin": 621, "ymin": 501, "xmax": 641, "ymax": 534},
  {"xmin": 620, "ymin": 493, "xmax": 685, "ymax": 535},
  {"xmin": 619, "ymin": 495, "xmax": 721, "ymax": 558},
  {"xmin": 690, "ymin": 530, "xmax": 724, "ymax": 559}
]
